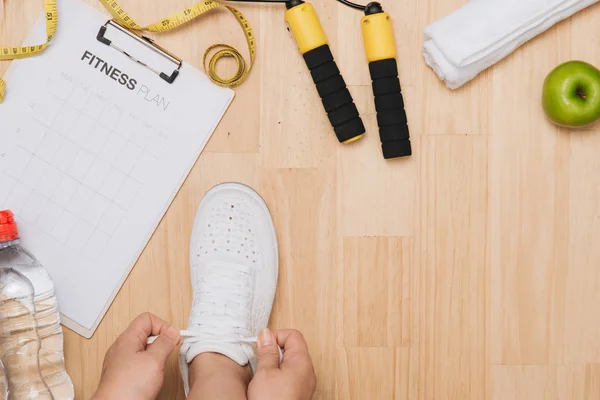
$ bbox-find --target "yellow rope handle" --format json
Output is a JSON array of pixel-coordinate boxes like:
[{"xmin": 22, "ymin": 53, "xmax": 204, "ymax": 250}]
[
  {"xmin": 97, "ymin": 0, "xmax": 255, "ymax": 88},
  {"xmin": 0, "ymin": 0, "xmax": 58, "ymax": 102}
]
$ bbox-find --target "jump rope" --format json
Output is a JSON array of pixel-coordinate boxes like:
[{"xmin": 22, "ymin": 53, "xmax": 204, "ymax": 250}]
[{"xmin": 227, "ymin": 0, "xmax": 411, "ymax": 158}]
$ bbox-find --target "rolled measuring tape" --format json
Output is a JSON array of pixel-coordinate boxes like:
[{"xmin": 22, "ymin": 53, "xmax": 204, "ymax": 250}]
[
  {"xmin": 285, "ymin": 0, "xmax": 365, "ymax": 144},
  {"xmin": 361, "ymin": 2, "xmax": 411, "ymax": 159},
  {"xmin": 0, "ymin": 0, "xmax": 255, "ymax": 103},
  {"xmin": 98, "ymin": 0, "xmax": 255, "ymax": 88}
]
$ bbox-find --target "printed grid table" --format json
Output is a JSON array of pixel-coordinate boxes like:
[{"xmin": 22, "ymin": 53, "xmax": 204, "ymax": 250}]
[{"xmin": 0, "ymin": 71, "xmax": 168, "ymax": 261}]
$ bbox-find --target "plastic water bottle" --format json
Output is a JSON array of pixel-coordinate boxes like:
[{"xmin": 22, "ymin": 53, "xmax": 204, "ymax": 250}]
[{"xmin": 0, "ymin": 210, "xmax": 74, "ymax": 399}]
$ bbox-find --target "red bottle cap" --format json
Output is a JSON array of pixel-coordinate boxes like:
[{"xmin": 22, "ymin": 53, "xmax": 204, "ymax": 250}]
[{"xmin": 0, "ymin": 210, "xmax": 19, "ymax": 242}]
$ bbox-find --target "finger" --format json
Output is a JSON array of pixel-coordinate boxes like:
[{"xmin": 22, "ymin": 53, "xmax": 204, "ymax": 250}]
[
  {"xmin": 274, "ymin": 329, "xmax": 310, "ymax": 353},
  {"xmin": 119, "ymin": 313, "xmax": 174, "ymax": 352},
  {"xmin": 256, "ymin": 328, "xmax": 280, "ymax": 371},
  {"xmin": 274, "ymin": 330, "xmax": 312, "ymax": 369},
  {"xmin": 146, "ymin": 324, "xmax": 180, "ymax": 364}
]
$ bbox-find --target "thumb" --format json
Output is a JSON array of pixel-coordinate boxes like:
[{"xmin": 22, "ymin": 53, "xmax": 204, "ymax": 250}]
[
  {"xmin": 256, "ymin": 328, "xmax": 279, "ymax": 371},
  {"xmin": 147, "ymin": 325, "xmax": 180, "ymax": 364}
]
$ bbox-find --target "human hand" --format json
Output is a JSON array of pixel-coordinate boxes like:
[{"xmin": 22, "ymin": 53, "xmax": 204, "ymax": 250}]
[
  {"xmin": 91, "ymin": 313, "xmax": 180, "ymax": 400},
  {"xmin": 248, "ymin": 329, "xmax": 317, "ymax": 400}
]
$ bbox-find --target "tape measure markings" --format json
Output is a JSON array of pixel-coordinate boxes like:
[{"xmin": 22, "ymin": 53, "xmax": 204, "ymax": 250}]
[
  {"xmin": 0, "ymin": 0, "xmax": 255, "ymax": 102},
  {"xmin": 98, "ymin": 0, "xmax": 256, "ymax": 87},
  {"xmin": 0, "ymin": 0, "xmax": 58, "ymax": 101}
]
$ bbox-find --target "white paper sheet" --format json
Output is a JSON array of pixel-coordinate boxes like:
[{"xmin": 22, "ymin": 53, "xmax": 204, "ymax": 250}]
[{"xmin": 0, "ymin": 0, "xmax": 234, "ymax": 337}]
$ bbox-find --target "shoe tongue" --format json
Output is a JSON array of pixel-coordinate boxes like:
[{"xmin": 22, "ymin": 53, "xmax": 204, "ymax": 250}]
[{"xmin": 182, "ymin": 339, "xmax": 250, "ymax": 367}]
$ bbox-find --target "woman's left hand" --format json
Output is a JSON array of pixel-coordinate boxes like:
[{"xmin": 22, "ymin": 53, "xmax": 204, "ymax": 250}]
[{"xmin": 91, "ymin": 312, "xmax": 180, "ymax": 400}]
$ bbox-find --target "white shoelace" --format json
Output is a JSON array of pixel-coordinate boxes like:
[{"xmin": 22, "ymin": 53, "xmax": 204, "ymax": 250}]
[
  {"xmin": 146, "ymin": 330, "xmax": 283, "ymax": 363},
  {"xmin": 146, "ymin": 260, "xmax": 282, "ymax": 363},
  {"xmin": 146, "ymin": 330, "xmax": 256, "ymax": 344}
]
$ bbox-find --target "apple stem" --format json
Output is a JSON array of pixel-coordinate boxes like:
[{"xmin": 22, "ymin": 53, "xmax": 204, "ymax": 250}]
[{"xmin": 576, "ymin": 86, "xmax": 587, "ymax": 100}]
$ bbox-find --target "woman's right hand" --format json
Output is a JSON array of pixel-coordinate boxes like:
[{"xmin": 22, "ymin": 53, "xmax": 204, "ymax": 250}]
[{"xmin": 248, "ymin": 329, "xmax": 317, "ymax": 400}]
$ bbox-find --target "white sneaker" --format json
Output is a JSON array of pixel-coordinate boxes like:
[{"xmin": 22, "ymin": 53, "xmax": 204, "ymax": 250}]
[{"xmin": 179, "ymin": 183, "xmax": 278, "ymax": 394}]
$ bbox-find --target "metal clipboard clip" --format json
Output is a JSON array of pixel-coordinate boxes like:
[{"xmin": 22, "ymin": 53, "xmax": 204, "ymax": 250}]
[{"xmin": 96, "ymin": 20, "xmax": 182, "ymax": 84}]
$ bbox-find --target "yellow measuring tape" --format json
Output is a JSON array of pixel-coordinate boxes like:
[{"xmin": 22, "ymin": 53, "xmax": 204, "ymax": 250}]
[
  {"xmin": 0, "ymin": 0, "xmax": 255, "ymax": 103},
  {"xmin": 0, "ymin": 0, "xmax": 58, "ymax": 102}
]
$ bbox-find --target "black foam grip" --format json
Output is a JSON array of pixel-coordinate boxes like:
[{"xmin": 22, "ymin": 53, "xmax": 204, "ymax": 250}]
[
  {"xmin": 304, "ymin": 45, "xmax": 333, "ymax": 69},
  {"xmin": 322, "ymin": 90, "xmax": 353, "ymax": 112},
  {"xmin": 377, "ymin": 110, "xmax": 407, "ymax": 127},
  {"xmin": 334, "ymin": 118, "xmax": 366, "ymax": 143},
  {"xmin": 375, "ymin": 92, "xmax": 404, "ymax": 112},
  {"xmin": 310, "ymin": 61, "xmax": 340, "ymax": 83},
  {"xmin": 382, "ymin": 139, "xmax": 412, "ymax": 159},
  {"xmin": 316, "ymin": 75, "xmax": 346, "ymax": 98},
  {"xmin": 372, "ymin": 77, "xmax": 401, "ymax": 96},
  {"xmin": 380, "ymin": 124, "xmax": 409, "ymax": 141},
  {"xmin": 369, "ymin": 59, "xmax": 411, "ymax": 159},
  {"xmin": 303, "ymin": 45, "xmax": 365, "ymax": 143},
  {"xmin": 328, "ymin": 103, "xmax": 360, "ymax": 127}
]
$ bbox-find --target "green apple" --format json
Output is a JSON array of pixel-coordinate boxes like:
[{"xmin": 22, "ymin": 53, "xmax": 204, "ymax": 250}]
[{"xmin": 542, "ymin": 61, "xmax": 600, "ymax": 127}]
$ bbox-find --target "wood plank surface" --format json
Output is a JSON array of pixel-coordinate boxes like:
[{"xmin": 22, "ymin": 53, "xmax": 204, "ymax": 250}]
[{"xmin": 3, "ymin": 0, "xmax": 600, "ymax": 398}]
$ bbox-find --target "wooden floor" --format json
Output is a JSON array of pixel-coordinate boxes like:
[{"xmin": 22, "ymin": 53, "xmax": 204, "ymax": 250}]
[{"xmin": 3, "ymin": 0, "xmax": 600, "ymax": 398}]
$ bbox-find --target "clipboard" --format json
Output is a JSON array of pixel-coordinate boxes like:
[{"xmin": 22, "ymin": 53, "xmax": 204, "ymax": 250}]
[
  {"xmin": 0, "ymin": 0, "xmax": 234, "ymax": 338},
  {"xmin": 96, "ymin": 20, "xmax": 182, "ymax": 84}
]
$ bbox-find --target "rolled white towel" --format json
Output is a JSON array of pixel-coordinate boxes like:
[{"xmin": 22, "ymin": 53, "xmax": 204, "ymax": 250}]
[{"xmin": 423, "ymin": 0, "xmax": 599, "ymax": 89}]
